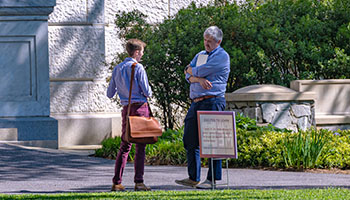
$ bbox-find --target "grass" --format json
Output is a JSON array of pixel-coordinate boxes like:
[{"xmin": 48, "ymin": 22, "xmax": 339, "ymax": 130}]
[{"xmin": 1, "ymin": 188, "xmax": 350, "ymax": 200}]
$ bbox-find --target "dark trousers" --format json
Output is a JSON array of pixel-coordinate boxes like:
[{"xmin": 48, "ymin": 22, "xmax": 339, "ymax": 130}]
[
  {"xmin": 112, "ymin": 103, "xmax": 149, "ymax": 184},
  {"xmin": 183, "ymin": 97, "xmax": 226, "ymax": 182}
]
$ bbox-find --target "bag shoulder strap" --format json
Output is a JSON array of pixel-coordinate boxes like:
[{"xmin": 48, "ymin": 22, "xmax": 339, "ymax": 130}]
[
  {"xmin": 126, "ymin": 62, "xmax": 137, "ymax": 118},
  {"xmin": 126, "ymin": 62, "xmax": 154, "ymax": 118}
]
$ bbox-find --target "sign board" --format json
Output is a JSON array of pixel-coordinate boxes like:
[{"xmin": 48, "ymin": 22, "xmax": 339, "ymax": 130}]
[{"xmin": 197, "ymin": 111, "xmax": 237, "ymax": 158}]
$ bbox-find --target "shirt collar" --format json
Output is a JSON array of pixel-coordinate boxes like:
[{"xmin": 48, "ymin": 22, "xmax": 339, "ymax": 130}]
[
  {"xmin": 125, "ymin": 57, "xmax": 138, "ymax": 63},
  {"xmin": 207, "ymin": 45, "xmax": 221, "ymax": 56}
]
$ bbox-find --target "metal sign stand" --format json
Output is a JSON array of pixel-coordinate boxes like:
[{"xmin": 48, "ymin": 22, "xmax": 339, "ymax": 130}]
[
  {"xmin": 197, "ymin": 111, "xmax": 238, "ymax": 190},
  {"xmin": 210, "ymin": 158, "xmax": 230, "ymax": 190}
]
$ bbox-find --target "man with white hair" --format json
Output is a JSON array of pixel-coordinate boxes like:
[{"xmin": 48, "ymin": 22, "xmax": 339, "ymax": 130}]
[{"xmin": 175, "ymin": 26, "xmax": 230, "ymax": 189}]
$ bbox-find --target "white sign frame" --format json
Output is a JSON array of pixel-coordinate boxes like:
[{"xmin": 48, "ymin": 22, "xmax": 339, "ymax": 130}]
[{"xmin": 197, "ymin": 111, "xmax": 237, "ymax": 158}]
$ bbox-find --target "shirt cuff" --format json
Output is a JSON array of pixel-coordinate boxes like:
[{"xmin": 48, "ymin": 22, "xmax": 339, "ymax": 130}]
[
  {"xmin": 191, "ymin": 66, "xmax": 198, "ymax": 77},
  {"xmin": 185, "ymin": 73, "xmax": 192, "ymax": 83}
]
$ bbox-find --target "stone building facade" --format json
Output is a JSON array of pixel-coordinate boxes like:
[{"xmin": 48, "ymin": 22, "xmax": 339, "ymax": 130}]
[
  {"xmin": 48, "ymin": 0, "xmax": 214, "ymax": 147},
  {"xmin": 0, "ymin": 0, "xmax": 58, "ymax": 148}
]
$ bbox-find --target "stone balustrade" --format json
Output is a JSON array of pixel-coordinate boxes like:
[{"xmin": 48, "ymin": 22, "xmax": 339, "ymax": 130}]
[
  {"xmin": 226, "ymin": 80, "xmax": 350, "ymax": 132},
  {"xmin": 291, "ymin": 79, "xmax": 350, "ymax": 131},
  {"xmin": 225, "ymin": 85, "xmax": 316, "ymax": 132}
]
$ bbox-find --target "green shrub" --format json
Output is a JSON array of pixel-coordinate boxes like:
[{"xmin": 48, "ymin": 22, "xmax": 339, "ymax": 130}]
[
  {"xmin": 146, "ymin": 128, "xmax": 187, "ymax": 165},
  {"xmin": 282, "ymin": 129, "xmax": 330, "ymax": 169},
  {"xmin": 94, "ymin": 137, "xmax": 135, "ymax": 161},
  {"xmin": 109, "ymin": 0, "xmax": 350, "ymax": 129},
  {"xmin": 321, "ymin": 130, "xmax": 350, "ymax": 169},
  {"xmin": 228, "ymin": 129, "xmax": 286, "ymax": 168},
  {"xmin": 95, "ymin": 119, "xmax": 350, "ymax": 170},
  {"xmin": 94, "ymin": 128, "xmax": 186, "ymax": 165},
  {"xmin": 94, "ymin": 137, "xmax": 120, "ymax": 159}
]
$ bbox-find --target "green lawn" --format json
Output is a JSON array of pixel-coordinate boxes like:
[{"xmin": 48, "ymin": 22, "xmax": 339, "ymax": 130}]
[{"xmin": 1, "ymin": 188, "xmax": 349, "ymax": 200}]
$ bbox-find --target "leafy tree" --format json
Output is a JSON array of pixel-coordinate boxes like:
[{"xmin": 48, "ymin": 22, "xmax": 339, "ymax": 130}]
[{"xmin": 109, "ymin": 0, "xmax": 350, "ymax": 129}]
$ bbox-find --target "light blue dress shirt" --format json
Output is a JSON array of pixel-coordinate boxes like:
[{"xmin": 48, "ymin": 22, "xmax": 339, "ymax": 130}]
[
  {"xmin": 107, "ymin": 57, "xmax": 152, "ymax": 105},
  {"xmin": 185, "ymin": 45, "xmax": 230, "ymax": 99}
]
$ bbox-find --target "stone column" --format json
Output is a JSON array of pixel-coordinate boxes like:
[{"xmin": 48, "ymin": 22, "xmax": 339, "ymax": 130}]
[{"xmin": 0, "ymin": 0, "xmax": 58, "ymax": 148}]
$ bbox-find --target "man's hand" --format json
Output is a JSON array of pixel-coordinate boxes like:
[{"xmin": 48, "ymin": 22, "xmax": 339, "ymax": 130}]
[
  {"xmin": 189, "ymin": 76, "xmax": 212, "ymax": 90},
  {"xmin": 198, "ymin": 77, "xmax": 212, "ymax": 90},
  {"xmin": 184, "ymin": 65, "xmax": 193, "ymax": 75}
]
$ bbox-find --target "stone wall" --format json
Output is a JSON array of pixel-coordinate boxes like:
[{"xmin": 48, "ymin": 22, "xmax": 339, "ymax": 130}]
[
  {"xmin": 227, "ymin": 101, "xmax": 315, "ymax": 132},
  {"xmin": 225, "ymin": 85, "xmax": 316, "ymax": 132}
]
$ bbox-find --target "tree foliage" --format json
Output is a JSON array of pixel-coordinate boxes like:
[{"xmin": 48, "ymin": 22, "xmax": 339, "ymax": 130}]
[{"xmin": 110, "ymin": 0, "xmax": 350, "ymax": 129}]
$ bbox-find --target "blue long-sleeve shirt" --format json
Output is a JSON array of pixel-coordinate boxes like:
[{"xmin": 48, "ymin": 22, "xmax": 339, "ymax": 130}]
[
  {"xmin": 107, "ymin": 57, "xmax": 152, "ymax": 105},
  {"xmin": 185, "ymin": 45, "xmax": 230, "ymax": 99}
]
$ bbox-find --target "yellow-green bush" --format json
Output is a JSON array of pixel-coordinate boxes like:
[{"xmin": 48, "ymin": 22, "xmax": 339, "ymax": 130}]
[
  {"xmin": 95, "ymin": 115, "xmax": 350, "ymax": 169},
  {"xmin": 321, "ymin": 130, "xmax": 350, "ymax": 169}
]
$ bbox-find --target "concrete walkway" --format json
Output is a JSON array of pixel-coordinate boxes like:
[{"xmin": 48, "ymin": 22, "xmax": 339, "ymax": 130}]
[{"xmin": 0, "ymin": 142, "xmax": 350, "ymax": 194}]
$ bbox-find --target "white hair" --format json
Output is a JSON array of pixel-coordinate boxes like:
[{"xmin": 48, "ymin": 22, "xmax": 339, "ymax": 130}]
[{"xmin": 203, "ymin": 26, "xmax": 223, "ymax": 42}]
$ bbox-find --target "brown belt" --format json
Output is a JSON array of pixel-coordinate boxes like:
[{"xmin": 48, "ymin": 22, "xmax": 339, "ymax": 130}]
[
  {"xmin": 193, "ymin": 95, "xmax": 217, "ymax": 103},
  {"xmin": 128, "ymin": 102, "xmax": 147, "ymax": 106}
]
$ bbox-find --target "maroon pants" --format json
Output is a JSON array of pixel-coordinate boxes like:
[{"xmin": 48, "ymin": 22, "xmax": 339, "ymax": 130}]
[{"xmin": 112, "ymin": 103, "xmax": 149, "ymax": 184}]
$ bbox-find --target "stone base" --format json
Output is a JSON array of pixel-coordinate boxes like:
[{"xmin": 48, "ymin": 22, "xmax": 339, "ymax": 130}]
[
  {"xmin": 51, "ymin": 113, "xmax": 121, "ymax": 148},
  {"xmin": 317, "ymin": 125, "xmax": 350, "ymax": 131},
  {"xmin": 2, "ymin": 140, "xmax": 58, "ymax": 149},
  {"xmin": 0, "ymin": 117, "xmax": 58, "ymax": 148},
  {"xmin": 316, "ymin": 115, "xmax": 350, "ymax": 131}
]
